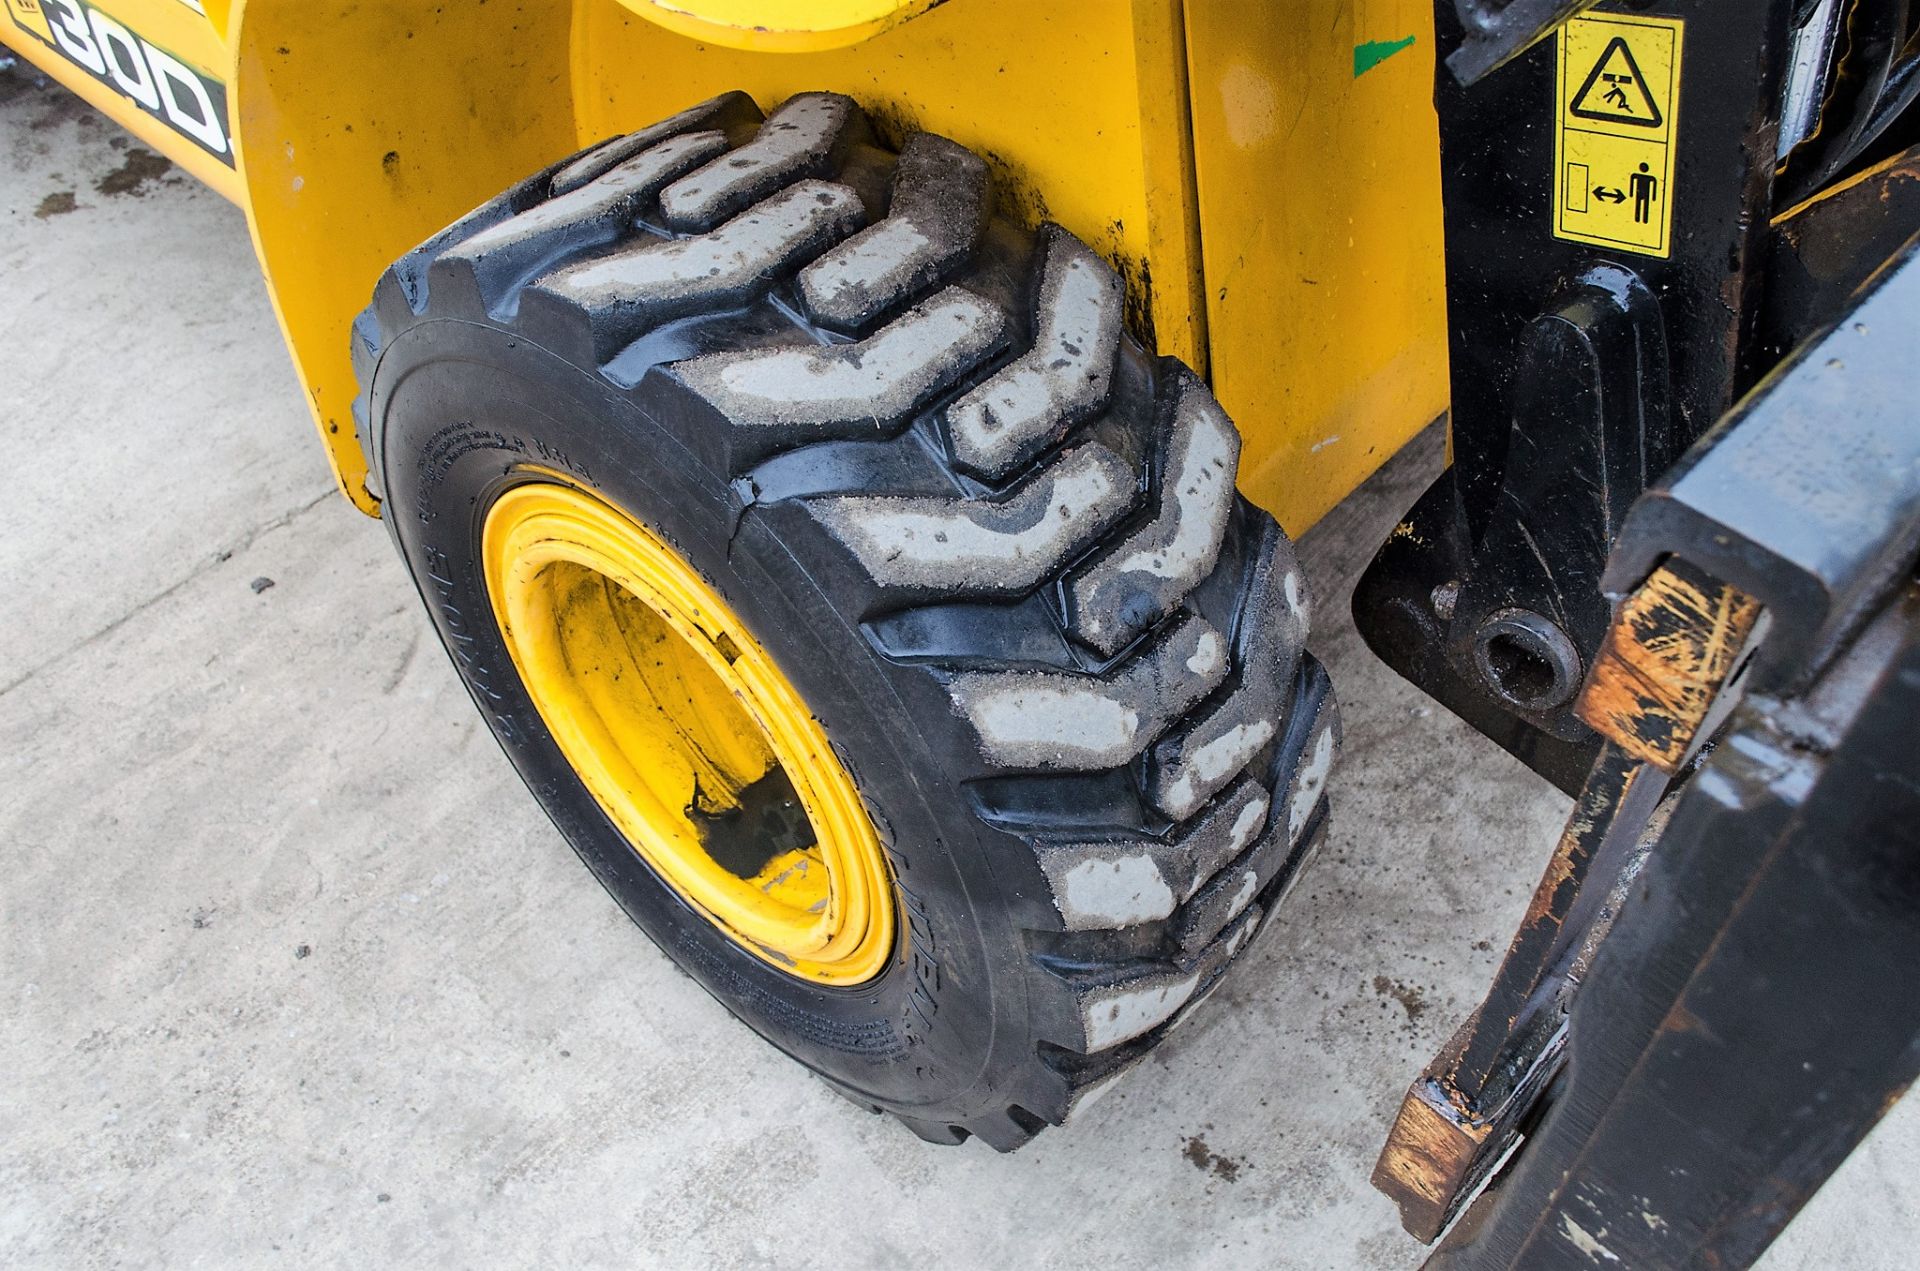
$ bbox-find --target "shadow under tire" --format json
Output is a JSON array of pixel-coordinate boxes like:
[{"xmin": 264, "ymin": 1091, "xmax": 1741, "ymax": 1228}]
[{"xmin": 353, "ymin": 90, "xmax": 1340, "ymax": 1149}]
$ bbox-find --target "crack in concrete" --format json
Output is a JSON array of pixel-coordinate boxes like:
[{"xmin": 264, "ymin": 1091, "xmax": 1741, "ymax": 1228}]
[{"xmin": 0, "ymin": 487, "xmax": 339, "ymax": 701}]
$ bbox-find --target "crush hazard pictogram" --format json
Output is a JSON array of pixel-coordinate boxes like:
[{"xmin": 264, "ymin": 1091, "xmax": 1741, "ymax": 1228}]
[
  {"xmin": 1552, "ymin": 14, "xmax": 1684, "ymax": 258},
  {"xmin": 1569, "ymin": 36, "xmax": 1664, "ymax": 127}
]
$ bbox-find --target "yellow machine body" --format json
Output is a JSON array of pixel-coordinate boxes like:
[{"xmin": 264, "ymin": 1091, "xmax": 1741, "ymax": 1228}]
[{"xmin": 4, "ymin": 0, "xmax": 1448, "ymax": 533}]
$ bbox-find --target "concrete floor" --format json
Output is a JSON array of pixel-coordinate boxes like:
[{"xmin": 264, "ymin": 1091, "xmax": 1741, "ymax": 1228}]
[{"xmin": 3, "ymin": 65, "xmax": 1914, "ymax": 1270}]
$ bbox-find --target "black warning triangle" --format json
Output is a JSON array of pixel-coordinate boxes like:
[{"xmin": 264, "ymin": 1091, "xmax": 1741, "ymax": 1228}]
[{"xmin": 1570, "ymin": 36, "xmax": 1663, "ymax": 128}]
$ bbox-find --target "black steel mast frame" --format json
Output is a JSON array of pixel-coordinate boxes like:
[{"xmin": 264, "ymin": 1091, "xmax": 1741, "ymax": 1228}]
[
  {"xmin": 1359, "ymin": 2, "xmax": 1920, "ymax": 1265},
  {"xmin": 1430, "ymin": 580, "xmax": 1920, "ymax": 1269},
  {"xmin": 1377, "ymin": 238, "xmax": 1920, "ymax": 1268}
]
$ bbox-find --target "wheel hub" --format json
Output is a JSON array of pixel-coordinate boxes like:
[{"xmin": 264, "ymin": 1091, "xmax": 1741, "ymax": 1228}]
[{"xmin": 481, "ymin": 481, "xmax": 894, "ymax": 985}]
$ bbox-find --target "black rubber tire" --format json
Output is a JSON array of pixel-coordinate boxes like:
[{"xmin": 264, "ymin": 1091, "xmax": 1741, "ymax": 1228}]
[{"xmin": 352, "ymin": 91, "xmax": 1339, "ymax": 1150}]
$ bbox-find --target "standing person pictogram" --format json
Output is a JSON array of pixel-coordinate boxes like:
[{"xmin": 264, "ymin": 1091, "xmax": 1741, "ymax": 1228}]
[{"xmin": 1630, "ymin": 162, "xmax": 1658, "ymax": 224}]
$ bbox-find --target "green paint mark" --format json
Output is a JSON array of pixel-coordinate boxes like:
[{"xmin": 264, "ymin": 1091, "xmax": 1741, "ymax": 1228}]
[{"xmin": 1354, "ymin": 34, "xmax": 1416, "ymax": 78}]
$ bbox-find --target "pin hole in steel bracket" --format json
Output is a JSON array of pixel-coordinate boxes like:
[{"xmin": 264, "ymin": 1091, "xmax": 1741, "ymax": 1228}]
[{"xmin": 1472, "ymin": 609, "xmax": 1585, "ymax": 713}]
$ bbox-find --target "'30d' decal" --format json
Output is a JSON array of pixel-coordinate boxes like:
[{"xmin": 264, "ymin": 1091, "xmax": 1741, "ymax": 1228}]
[{"xmin": 23, "ymin": 0, "xmax": 235, "ymax": 166}]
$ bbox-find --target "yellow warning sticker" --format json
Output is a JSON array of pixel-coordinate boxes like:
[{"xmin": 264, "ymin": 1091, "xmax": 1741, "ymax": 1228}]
[{"xmin": 1553, "ymin": 13, "xmax": 1684, "ymax": 258}]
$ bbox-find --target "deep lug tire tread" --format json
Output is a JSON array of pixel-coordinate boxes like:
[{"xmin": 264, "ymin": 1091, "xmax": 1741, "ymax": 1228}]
[{"xmin": 353, "ymin": 91, "xmax": 1338, "ymax": 1149}]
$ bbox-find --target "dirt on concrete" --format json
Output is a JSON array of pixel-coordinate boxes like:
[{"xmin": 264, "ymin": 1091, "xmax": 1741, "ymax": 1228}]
[
  {"xmin": 33, "ymin": 189, "xmax": 75, "ymax": 218},
  {"xmin": 94, "ymin": 146, "xmax": 172, "ymax": 197},
  {"xmin": 1372, "ymin": 976, "xmax": 1428, "ymax": 1024}
]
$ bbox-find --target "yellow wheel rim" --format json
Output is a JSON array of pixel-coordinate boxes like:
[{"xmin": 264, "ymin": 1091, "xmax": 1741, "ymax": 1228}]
[{"xmin": 481, "ymin": 480, "xmax": 895, "ymax": 986}]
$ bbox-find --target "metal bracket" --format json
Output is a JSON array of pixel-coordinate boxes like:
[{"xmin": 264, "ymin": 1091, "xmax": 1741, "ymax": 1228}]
[{"xmin": 1353, "ymin": 0, "xmax": 1797, "ymax": 793}]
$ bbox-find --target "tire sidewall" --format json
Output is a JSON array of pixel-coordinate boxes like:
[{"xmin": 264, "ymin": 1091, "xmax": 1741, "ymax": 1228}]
[{"xmin": 369, "ymin": 317, "xmax": 1038, "ymax": 1117}]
